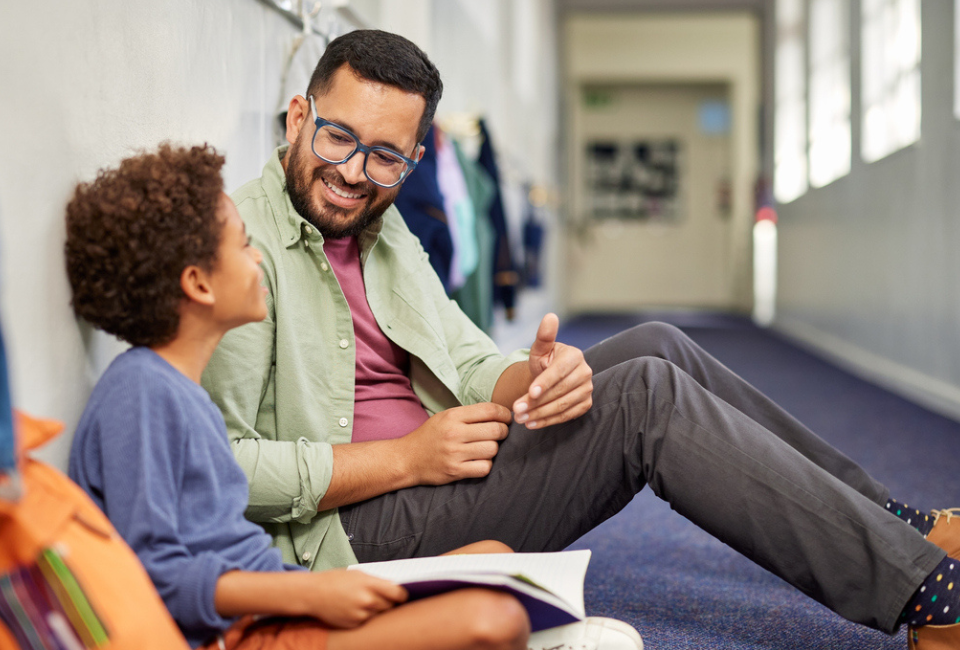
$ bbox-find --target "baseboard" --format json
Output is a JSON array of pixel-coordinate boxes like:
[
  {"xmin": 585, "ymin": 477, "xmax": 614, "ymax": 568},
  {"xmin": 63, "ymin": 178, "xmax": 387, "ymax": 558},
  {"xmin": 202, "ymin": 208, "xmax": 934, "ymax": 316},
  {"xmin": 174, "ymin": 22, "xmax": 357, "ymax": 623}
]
[{"xmin": 774, "ymin": 316, "xmax": 960, "ymax": 424}]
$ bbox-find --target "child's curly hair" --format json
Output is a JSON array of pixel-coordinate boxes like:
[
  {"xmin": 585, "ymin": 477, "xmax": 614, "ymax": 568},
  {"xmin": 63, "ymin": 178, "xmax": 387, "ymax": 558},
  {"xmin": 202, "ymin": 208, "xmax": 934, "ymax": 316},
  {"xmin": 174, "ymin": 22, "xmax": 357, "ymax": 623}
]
[{"xmin": 65, "ymin": 143, "xmax": 225, "ymax": 347}]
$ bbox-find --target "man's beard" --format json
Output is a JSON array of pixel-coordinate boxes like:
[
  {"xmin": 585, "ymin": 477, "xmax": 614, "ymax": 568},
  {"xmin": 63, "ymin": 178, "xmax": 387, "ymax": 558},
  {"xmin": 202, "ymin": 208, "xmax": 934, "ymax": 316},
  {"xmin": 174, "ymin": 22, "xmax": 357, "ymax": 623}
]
[{"xmin": 285, "ymin": 142, "xmax": 396, "ymax": 239}]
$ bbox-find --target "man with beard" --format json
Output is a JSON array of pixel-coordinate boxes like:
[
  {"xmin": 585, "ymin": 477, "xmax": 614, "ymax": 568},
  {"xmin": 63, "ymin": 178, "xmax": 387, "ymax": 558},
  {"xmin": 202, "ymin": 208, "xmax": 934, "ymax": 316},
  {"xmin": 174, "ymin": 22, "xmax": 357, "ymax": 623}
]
[{"xmin": 202, "ymin": 29, "xmax": 960, "ymax": 648}]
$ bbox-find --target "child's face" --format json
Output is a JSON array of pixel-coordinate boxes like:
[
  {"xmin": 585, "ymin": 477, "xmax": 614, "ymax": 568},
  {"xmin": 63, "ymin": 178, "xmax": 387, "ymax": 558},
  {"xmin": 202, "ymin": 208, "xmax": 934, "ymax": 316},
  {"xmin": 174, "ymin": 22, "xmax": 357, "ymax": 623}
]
[{"xmin": 207, "ymin": 194, "xmax": 267, "ymax": 329}]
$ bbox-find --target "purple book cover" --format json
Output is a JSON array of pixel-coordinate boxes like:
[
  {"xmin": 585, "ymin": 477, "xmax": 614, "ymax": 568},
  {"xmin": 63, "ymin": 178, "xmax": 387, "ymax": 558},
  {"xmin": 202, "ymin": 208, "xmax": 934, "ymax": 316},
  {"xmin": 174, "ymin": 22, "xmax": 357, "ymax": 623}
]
[{"xmin": 400, "ymin": 577, "xmax": 580, "ymax": 632}]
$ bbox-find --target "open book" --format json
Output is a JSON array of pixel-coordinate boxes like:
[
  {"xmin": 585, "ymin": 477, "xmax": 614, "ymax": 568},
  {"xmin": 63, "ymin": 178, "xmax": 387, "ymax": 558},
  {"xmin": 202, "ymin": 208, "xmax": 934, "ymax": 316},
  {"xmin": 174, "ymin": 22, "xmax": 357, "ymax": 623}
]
[{"xmin": 349, "ymin": 550, "xmax": 591, "ymax": 632}]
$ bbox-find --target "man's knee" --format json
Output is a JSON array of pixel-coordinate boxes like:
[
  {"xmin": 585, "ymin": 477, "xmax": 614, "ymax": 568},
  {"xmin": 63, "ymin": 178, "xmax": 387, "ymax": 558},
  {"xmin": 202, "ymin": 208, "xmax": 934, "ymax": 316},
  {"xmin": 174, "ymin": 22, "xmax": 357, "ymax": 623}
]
[
  {"xmin": 621, "ymin": 355, "xmax": 677, "ymax": 380},
  {"xmin": 458, "ymin": 589, "xmax": 530, "ymax": 649},
  {"xmin": 597, "ymin": 356, "xmax": 683, "ymax": 405},
  {"xmin": 629, "ymin": 321, "xmax": 689, "ymax": 356},
  {"xmin": 587, "ymin": 321, "xmax": 692, "ymax": 371}
]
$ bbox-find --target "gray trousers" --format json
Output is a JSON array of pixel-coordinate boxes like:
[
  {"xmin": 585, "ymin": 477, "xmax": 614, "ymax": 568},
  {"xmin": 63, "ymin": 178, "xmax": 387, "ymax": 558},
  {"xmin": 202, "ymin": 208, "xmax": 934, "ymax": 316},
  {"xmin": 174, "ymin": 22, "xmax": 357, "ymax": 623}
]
[{"xmin": 338, "ymin": 322, "xmax": 945, "ymax": 633}]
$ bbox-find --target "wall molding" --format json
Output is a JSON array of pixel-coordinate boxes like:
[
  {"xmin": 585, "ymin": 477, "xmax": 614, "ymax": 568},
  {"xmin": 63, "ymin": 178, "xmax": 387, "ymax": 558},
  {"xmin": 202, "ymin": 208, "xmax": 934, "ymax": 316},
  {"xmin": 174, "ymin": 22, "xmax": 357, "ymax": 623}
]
[{"xmin": 775, "ymin": 317, "xmax": 960, "ymax": 424}]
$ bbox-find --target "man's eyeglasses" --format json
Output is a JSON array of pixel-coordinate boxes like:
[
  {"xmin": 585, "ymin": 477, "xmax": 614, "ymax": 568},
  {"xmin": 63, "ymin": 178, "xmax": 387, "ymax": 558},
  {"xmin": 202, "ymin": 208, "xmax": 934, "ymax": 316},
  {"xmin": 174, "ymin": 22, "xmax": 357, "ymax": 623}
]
[{"xmin": 308, "ymin": 95, "xmax": 419, "ymax": 189}]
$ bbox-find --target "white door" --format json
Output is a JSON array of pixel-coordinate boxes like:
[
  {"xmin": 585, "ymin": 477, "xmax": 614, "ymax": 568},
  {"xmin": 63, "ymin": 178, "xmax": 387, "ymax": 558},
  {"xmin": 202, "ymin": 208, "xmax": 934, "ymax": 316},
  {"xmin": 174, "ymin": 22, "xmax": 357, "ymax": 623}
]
[{"xmin": 566, "ymin": 82, "xmax": 738, "ymax": 312}]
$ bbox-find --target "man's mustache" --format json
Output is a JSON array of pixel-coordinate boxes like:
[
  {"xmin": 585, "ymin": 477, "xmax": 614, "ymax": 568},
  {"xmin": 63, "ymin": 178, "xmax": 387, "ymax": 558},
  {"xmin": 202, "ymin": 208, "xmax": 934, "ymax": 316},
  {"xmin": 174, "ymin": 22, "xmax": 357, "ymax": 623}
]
[{"xmin": 313, "ymin": 167, "xmax": 375, "ymax": 196}]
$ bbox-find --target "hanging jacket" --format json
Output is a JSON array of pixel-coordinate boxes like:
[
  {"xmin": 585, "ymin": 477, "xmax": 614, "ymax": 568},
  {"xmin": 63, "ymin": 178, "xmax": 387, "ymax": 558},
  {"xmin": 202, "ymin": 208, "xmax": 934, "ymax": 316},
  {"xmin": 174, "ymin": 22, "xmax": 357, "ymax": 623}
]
[
  {"xmin": 477, "ymin": 119, "xmax": 519, "ymax": 317},
  {"xmin": 393, "ymin": 123, "xmax": 455, "ymax": 292}
]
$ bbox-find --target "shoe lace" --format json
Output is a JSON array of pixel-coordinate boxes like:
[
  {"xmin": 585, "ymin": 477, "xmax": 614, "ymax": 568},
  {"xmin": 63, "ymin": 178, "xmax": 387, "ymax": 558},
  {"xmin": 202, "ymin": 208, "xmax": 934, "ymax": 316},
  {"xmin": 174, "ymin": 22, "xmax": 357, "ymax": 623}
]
[{"xmin": 932, "ymin": 508, "xmax": 960, "ymax": 526}]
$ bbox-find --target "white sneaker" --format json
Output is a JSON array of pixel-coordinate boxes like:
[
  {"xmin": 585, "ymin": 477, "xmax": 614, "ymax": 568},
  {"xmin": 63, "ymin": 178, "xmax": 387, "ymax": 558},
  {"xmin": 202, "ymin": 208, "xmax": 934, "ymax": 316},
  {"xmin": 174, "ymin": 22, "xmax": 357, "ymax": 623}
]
[{"xmin": 527, "ymin": 617, "xmax": 643, "ymax": 650}]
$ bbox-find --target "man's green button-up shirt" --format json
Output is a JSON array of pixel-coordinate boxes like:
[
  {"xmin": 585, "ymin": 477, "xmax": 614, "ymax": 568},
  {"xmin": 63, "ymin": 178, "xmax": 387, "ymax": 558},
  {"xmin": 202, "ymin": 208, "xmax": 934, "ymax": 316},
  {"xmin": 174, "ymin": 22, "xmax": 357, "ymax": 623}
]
[{"xmin": 201, "ymin": 147, "xmax": 526, "ymax": 571}]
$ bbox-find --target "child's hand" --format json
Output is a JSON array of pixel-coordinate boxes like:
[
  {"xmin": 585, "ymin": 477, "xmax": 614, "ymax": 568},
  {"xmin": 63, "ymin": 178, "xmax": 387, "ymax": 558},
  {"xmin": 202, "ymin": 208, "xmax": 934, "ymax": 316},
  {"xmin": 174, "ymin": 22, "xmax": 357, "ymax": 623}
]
[{"xmin": 306, "ymin": 569, "xmax": 408, "ymax": 628}]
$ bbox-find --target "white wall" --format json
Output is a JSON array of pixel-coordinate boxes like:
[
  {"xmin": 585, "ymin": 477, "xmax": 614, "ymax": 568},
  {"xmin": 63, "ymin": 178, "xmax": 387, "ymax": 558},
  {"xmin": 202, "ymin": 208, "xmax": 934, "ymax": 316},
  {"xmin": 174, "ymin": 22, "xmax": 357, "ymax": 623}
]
[
  {"xmin": 0, "ymin": 0, "xmax": 562, "ymax": 468},
  {"xmin": 434, "ymin": 0, "xmax": 559, "ymax": 184},
  {"xmin": 382, "ymin": 0, "xmax": 560, "ymax": 188},
  {"xmin": 770, "ymin": 1, "xmax": 960, "ymax": 421},
  {"xmin": 0, "ymin": 0, "xmax": 301, "ymax": 468}
]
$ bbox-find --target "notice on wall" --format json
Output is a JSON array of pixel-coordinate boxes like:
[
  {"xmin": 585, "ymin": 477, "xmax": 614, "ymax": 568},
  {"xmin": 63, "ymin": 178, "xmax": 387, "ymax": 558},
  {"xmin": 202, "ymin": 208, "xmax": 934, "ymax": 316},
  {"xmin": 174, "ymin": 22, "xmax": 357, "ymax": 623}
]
[{"xmin": 584, "ymin": 139, "xmax": 683, "ymax": 222}]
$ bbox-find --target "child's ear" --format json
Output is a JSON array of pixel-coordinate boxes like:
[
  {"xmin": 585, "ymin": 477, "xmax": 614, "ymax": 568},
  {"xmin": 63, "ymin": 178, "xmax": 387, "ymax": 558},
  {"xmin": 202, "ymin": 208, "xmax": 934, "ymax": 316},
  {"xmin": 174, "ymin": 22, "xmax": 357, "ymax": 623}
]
[{"xmin": 180, "ymin": 265, "xmax": 215, "ymax": 306}]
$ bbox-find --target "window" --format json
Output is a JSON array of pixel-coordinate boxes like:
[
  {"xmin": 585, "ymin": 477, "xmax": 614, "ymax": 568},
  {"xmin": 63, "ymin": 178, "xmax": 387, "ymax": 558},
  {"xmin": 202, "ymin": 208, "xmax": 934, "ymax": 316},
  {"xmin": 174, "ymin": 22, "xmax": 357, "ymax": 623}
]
[
  {"xmin": 955, "ymin": 0, "xmax": 960, "ymax": 119},
  {"xmin": 774, "ymin": 0, "xmax": 808, "ymax": 203},
  {"xmin": 861, "ymin": 0, "xmax": 921, "ymax": 163},
  {"xmin": 808, "ymin": 0, "xmax": 851, "ymax": 187}
]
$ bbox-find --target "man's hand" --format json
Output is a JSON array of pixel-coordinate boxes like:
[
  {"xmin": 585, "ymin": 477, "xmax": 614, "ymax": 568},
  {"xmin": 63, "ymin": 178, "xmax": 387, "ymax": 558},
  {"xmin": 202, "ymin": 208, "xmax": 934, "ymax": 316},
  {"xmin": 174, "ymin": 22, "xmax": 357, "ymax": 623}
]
[
  {"xmin": 318, "ymin": 403, "xmax": 511, "ymax": 509},
  {"xmin": 512, "ymin": 313, "xmax": 593, "ymax": 429},
  {"xmin": 320, "ymin": 315, "xmax": 588, "ymax": 509},
  {"xmin": 401, "ymin": 403, "xmax": 513, "ymax": 484}
]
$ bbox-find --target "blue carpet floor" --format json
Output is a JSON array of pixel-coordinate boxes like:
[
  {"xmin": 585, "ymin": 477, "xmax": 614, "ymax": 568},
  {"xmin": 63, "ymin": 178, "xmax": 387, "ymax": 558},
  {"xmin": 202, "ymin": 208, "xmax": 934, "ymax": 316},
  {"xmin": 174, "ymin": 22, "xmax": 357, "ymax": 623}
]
[{"xmin": 557, "ymin": 312, "xmax": 960, "ymax": 649}]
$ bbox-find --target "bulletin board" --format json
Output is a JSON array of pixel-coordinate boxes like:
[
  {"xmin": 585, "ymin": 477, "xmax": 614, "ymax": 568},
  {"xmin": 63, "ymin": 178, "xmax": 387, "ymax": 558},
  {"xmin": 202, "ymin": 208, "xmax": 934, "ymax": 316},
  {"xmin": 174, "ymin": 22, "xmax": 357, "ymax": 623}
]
[{"xmin": 584, "ymin": 139, "xmax": 683, "ymax": 222}]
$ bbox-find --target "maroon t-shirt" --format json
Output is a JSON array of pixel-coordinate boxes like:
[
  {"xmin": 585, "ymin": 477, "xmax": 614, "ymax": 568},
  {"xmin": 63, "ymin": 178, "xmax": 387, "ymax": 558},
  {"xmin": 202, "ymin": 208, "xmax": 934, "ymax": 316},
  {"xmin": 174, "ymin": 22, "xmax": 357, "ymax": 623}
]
[{"xmin": 323, "ymin": 236, "xmax": 430, "ymax": 442}]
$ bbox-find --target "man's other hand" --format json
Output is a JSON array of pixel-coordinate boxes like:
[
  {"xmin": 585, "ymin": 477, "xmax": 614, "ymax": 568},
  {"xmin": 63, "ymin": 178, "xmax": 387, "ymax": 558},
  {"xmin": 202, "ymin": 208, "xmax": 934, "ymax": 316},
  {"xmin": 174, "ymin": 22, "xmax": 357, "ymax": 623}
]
[
  {"xmin": 402, "ymin": 403, "xmax": 512, "ymax": 484},
  {"xmin": 513, "ymin": 313, "xmax": 593, "ymax": 429}
]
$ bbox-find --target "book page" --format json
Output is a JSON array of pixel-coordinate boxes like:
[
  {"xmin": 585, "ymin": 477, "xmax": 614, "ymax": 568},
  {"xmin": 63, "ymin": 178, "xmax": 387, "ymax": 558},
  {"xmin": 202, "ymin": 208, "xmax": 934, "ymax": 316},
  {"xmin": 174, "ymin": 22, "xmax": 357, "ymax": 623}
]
[{"xmin": 350, "ymin": 550, "xmax": 591, "ymax": 611}]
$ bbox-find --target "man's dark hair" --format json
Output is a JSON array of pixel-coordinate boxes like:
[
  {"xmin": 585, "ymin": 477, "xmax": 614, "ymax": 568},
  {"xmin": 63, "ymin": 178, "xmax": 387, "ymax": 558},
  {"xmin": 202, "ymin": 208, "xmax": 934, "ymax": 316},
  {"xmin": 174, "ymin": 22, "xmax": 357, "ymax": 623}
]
[
  {"xmin": 64, "ymin": 143, "xmax": 225, "ymax": 348},
  {"xmin": 307, "ymin": 29, "xmax": 443, "ymax": 143}
]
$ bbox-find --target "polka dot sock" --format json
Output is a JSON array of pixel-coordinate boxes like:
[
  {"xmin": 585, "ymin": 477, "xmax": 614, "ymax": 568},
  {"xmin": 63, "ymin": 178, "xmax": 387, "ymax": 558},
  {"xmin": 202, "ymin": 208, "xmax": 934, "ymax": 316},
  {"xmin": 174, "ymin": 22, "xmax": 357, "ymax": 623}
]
[
  {"xmin": 885, "ymin": 498, "xmax": 935, "ymax": 537},
  {"xmin": 902, "ymin": 556, "xmax": 960, "ymax": 627}
]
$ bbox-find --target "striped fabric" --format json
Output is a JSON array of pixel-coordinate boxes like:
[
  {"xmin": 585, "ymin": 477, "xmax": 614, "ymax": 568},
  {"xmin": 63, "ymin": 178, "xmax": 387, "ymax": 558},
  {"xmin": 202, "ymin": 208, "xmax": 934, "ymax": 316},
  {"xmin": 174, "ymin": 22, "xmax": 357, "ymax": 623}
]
[{"xmin": 0, "ymin": 547, "xmax": 109, "ymax": 650}]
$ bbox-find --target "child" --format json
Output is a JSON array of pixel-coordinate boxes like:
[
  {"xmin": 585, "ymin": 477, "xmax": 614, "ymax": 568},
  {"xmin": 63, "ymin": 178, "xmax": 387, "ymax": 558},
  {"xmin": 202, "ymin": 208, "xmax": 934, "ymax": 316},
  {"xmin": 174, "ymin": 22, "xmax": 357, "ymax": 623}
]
[{"xmin": 63, "ymin": 144, "xmax": 643, "ymax": 650}]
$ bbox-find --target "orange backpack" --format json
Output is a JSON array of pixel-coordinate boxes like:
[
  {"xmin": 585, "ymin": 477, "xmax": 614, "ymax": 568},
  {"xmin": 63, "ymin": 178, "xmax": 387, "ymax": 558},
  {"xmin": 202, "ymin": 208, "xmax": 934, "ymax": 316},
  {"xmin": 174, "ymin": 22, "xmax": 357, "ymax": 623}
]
[{"xmin": 0, "ymin": 411, "xmax": 189, "ymax": 650}]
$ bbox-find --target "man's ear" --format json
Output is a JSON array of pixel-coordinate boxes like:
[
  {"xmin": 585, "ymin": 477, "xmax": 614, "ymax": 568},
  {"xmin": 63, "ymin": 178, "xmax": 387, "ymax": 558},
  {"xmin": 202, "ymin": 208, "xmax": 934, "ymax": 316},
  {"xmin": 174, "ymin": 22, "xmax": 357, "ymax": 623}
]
[
  {"xmin": 415, "ymin": 143, "xmax": 425, "ymax": 162},
  {"xmin": 285, "ymin": 95, "xmax": 310, "ymax": 146},
  {"xmin": 180, "ymin": 265, "xmax": 215, "ymax": 307}
]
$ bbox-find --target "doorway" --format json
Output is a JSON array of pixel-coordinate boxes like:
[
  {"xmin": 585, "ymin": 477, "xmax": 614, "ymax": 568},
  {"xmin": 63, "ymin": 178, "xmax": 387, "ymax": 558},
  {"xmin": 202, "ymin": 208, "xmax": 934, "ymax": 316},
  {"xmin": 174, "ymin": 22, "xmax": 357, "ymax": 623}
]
[
  {"xmin": 561, "ymin": 11, "xmax": 759, "ymax": 315},
  {"xmin": 567, "ymin": 82, "xmax": 736, "ymax": 311}
]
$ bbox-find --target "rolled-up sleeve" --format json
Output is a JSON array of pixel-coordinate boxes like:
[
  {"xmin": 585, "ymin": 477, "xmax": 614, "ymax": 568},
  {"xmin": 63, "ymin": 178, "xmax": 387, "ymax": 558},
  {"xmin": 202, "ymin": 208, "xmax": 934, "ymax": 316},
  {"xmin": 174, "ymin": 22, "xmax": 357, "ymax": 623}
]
[{"xmin": 233, "ymin": 435, "xmax": 333, "ymax": 524}]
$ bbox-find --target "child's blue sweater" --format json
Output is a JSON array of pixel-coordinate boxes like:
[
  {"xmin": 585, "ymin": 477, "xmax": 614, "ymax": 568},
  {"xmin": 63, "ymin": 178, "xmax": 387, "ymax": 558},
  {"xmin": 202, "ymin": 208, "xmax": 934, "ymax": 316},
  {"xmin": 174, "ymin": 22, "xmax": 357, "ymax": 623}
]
[{"xmin": 69, "ymin": 347, "xmax": 292, "ymax": 647}]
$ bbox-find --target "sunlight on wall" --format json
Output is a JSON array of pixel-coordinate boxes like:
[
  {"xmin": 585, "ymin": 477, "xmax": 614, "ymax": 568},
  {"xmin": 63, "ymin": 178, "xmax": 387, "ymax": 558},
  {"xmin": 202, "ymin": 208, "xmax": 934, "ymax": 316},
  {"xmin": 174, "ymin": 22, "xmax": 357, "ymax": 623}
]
[
  {"xmin": 955, "ymin": 0, "xmax": 960, "ymax": 120},
  {"xmin": 861, "ymin": 0, "xmax": 921, "ymax": 163},
  {"xmin": 774, "ymin": 0, "xmax": 807, "ymax": 203},
  {"xmin": 808, "ymin": 0, "xmax": 850, "ymax": 188}
]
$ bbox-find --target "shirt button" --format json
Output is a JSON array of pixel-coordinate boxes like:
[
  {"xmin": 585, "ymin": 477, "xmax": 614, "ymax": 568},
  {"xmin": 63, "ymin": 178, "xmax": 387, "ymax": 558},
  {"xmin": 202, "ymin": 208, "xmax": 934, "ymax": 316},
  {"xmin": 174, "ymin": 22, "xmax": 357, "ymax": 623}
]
[
  {"xmin": 304, "ymin": 226, "xmax": 313, "ymax": 234},
  {"xmin": 320, "ymin": 262, "xmax": 329, "ymax": 271},
  {"xmin": 339, "ymin": 417, "xmax": 349, "ymax": 427},
  {"xmin": 302, "ymin": 551, "xmax": 311, "ymax": 562},
  {"xmin": 339, "ymin": 339, "xmax": 349, "ymax": 349}
]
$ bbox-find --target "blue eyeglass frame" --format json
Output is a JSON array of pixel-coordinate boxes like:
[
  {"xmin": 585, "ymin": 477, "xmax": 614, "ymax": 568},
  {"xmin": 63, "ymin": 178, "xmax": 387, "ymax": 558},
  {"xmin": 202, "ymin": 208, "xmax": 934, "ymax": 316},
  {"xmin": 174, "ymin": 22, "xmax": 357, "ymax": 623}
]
[{"xmin": 308, "ymin": 95, "xmax": 419, "ymax": 189}]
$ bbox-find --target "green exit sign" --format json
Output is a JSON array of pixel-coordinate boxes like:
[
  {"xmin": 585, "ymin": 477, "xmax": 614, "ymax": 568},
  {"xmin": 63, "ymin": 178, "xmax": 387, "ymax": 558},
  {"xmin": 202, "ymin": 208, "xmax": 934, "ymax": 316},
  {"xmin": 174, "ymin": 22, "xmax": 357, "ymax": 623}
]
[{"xmin": 583, "ymin": 89, "xmax": 615, "ymax": 108}]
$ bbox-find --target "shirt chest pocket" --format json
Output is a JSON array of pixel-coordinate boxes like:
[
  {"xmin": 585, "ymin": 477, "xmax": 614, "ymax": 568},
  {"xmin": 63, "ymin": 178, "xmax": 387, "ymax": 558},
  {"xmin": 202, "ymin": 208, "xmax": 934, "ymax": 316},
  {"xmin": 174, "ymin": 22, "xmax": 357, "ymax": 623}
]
[{"xmin": 371, "ymin": 282, "xmax": 461, "ymax": 397}]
